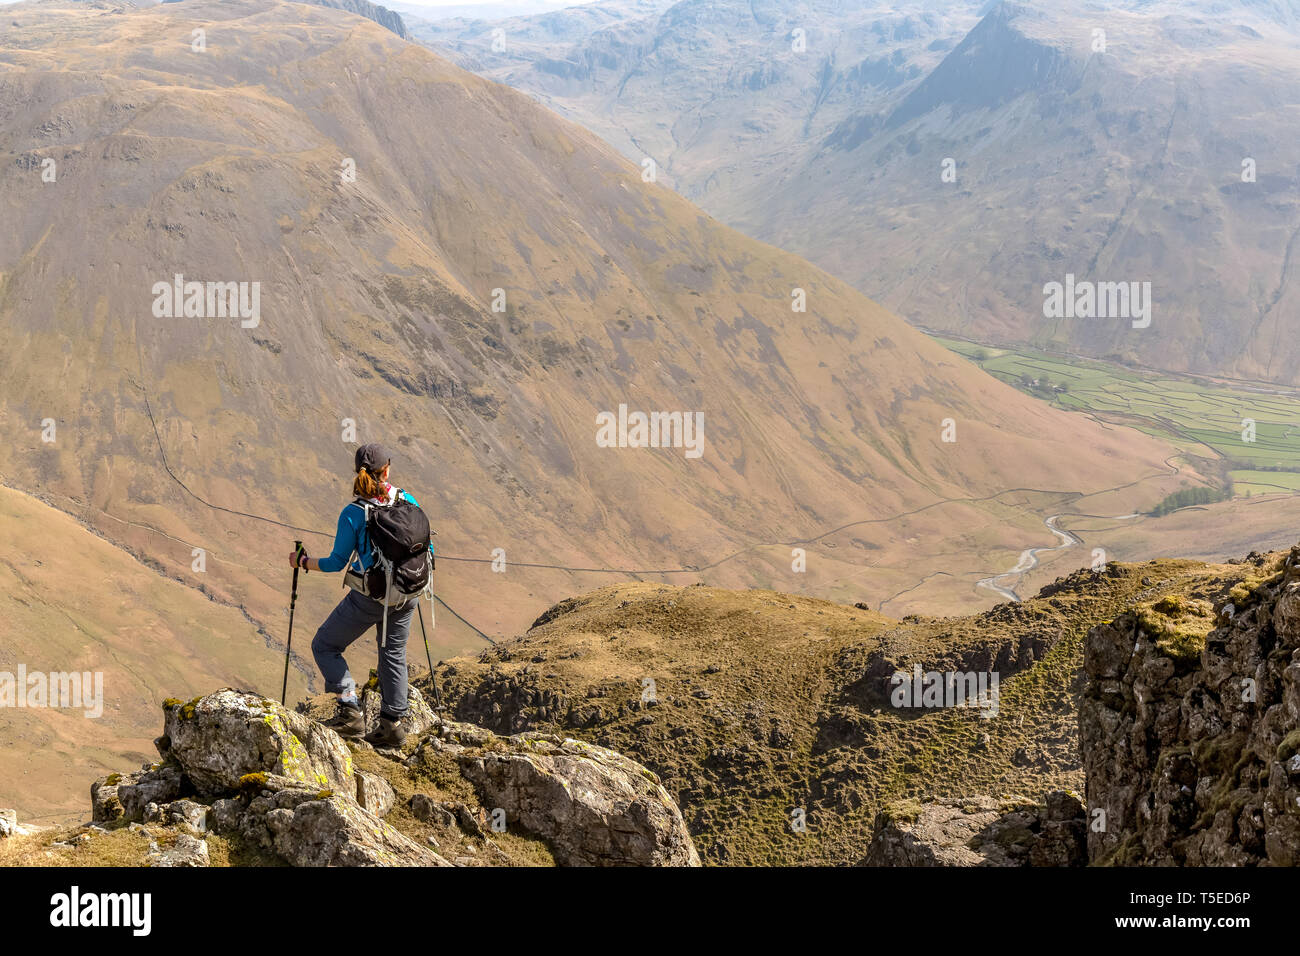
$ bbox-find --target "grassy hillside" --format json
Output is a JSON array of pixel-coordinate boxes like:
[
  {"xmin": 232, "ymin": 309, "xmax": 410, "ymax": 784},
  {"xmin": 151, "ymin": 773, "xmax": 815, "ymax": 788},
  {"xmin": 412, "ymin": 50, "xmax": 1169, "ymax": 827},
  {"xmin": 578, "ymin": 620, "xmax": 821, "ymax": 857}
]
[{"xmin": 427, "ymin": 555, "xmax": 1263, "ymax": 864}]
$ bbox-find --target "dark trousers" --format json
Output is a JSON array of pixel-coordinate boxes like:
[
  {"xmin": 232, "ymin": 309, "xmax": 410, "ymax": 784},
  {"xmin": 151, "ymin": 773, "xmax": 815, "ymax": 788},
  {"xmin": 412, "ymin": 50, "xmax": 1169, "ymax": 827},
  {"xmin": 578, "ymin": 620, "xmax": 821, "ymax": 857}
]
[{"xmin": 310, "ymin": 590, "xmax": 414, "ymax": 719}]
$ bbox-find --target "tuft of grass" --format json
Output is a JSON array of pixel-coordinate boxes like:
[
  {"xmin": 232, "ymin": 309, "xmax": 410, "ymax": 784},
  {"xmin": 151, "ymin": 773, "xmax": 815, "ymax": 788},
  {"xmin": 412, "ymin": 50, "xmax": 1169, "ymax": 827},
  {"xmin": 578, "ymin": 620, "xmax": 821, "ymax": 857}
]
[
  {"xmin": 0, "ymin": 825, "xmax": 153, "ymax": 868},
  {"xmin": 1135, "ymin": 597, "xmax": 1214, "ymax": 664}
]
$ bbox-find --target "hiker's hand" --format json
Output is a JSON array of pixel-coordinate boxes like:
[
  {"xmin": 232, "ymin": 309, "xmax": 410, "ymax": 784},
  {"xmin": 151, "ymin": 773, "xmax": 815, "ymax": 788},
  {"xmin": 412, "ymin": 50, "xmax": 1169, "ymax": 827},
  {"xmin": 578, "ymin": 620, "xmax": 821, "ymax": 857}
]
[{"xmin": 290, "ymin": 551, "xmax": 309, "ymax": 571}]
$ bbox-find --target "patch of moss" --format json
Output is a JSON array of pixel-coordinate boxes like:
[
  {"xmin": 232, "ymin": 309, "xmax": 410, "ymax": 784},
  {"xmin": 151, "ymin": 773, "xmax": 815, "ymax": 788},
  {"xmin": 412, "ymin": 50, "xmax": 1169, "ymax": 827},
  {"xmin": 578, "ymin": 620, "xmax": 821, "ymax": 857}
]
[
  {"xmin": 207, "ymin": 833, "xmax": 288, "ymax": 867},
  {"xmin": 161, "ymin": 697, "xmax": 183, "ymax": 710},
  {"xmin": 1101, "ymin": 832, "xmax": 1146, "ymax": 867},
  {"xmin": 104, "ymin": 773, "xmax": 122, "ymax": 786},
  {"xmin": 1135, "ymin": 597, "xmax": 1214, "ymax": 664},
  {"xmin": 880, "ymin": 798, "xmax": 924, "ymax": 825},
  {"xmin": 238, "ymin": 772, "xmax": 269, "ymax": 791},
  {"xmin": 1227, "ymin": 569, "xmax": 1284, "ymax": 608},
  {"xmin": 1192, "ymin": 732, "xmax": 1247, "ymax": 778},
  {"xmin": 1275, "ymin": 729, "xmax": 1300, "ymax": 762},
  {"xmin": 1153, "ymin": 743, "xmax": 1191, "ymax": 779}
]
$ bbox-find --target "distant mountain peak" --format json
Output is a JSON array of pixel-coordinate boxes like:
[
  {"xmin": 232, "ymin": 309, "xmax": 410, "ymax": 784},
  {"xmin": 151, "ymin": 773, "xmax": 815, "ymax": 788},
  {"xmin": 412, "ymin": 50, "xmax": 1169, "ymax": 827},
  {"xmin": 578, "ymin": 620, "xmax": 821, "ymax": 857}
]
[{"xmin": 883, "ymin": 1, "xmax": 1079, "ymax": 130}]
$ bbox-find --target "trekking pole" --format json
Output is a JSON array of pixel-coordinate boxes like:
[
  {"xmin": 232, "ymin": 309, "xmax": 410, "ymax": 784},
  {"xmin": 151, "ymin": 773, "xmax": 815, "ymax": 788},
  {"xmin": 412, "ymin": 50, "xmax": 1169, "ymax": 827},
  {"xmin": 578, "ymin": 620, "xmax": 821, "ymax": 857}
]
[
  {"xmin": 418, "ymin": 546, "xmax": 444, "ymax": 710},
  {"xmin": 417, "ymin": 601, "xmax": 444, "ymax": 711},
  {"xmin": 281, "ymin": 540, "xmax": 304, "ymax": 706}
]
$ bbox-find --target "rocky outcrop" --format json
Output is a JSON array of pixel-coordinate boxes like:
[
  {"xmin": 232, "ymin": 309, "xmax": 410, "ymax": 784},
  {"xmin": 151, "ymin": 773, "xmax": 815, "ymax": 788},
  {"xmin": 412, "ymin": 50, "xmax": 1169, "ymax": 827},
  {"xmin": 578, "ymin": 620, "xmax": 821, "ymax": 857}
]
[
  {"xmin": 307, "ymin": 0, "xmax": 407, "ymax": 39},
  {"xmin": 229, "ymin": 776, "xmax": 445, "ymax": 867},
  {"xmin": 361, "ymin": 681, "xmax": 438, "ymax": 739},
  {"xmin": 1081, "ymin": 549, "xmax": 1300, "ymax": 865},
  {"xmin": 92, "ymin": 690, "xmax": 445, "ymax": 867},
  {"xmin": 413, "ymin": 717, "xmax": 700, "ymax": 866},
  {"xmin": 161, "ymin": 690, "xmax": 356, "ymax": 795},
  {"xmin": 458, "ymin": 732, "xmax": 700, "ymax": 867},
  {"xmin": 862, "ymin": 791, "xmax": 1086, "ymax": 867},
  {"xmin": 147, "ymin": 833, "xmax": 210, "ymax": 867},
  {"xmin": 354, "ymin": 770, "xmax": 396, "ymax": 818},
  {"xmin": 89, "ymin": 687, "xmax": 698, "ymax": 867}
]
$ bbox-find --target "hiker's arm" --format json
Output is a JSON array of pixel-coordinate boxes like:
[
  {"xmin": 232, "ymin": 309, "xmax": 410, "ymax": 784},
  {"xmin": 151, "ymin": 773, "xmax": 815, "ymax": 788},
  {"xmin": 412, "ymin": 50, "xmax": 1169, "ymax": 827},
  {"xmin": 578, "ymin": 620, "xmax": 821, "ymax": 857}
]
[{"xmin": 312, "ymin": 510, "xmax": 359, "ymax": 573}]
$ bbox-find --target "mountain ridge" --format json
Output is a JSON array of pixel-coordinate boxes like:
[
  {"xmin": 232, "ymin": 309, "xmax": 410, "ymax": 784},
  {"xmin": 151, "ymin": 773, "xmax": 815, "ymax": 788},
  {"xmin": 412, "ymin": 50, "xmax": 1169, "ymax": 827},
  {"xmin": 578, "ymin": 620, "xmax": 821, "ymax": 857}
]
[{"xmin": 417, "ymin": 0, "xmax": 1300, "ymax": 385}]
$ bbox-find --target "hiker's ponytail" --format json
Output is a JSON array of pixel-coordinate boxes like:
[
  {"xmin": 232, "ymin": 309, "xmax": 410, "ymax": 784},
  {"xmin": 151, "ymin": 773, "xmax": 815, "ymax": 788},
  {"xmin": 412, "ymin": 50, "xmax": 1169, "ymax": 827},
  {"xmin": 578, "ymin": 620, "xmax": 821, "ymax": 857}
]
[{"xmin": 353, "ymin": 467, "xmax": 384, "ymax": 500}]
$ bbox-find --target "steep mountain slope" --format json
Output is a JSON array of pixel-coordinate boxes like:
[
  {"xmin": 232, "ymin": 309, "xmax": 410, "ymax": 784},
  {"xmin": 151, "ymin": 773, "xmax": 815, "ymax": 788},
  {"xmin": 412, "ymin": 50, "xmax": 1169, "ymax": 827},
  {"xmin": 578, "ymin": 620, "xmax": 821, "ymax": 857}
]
[
  {"xmin": 0, "ymin": 0, "xmax": 1193, "ymax": 656},
  {"xmin": 420, "ymin": 0, "xmax": 1300, "ymax": 385},
  {"xmin": 0, "ymin": 487, "xmax": 279, "ymax": 824}
]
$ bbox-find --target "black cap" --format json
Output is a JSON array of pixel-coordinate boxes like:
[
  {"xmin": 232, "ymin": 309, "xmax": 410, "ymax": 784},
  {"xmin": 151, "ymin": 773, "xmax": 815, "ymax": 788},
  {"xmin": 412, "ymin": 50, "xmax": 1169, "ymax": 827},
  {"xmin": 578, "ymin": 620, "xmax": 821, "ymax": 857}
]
[{"xmin": 354, "ymin": 443, "xmax": 391, "ymax": 475}]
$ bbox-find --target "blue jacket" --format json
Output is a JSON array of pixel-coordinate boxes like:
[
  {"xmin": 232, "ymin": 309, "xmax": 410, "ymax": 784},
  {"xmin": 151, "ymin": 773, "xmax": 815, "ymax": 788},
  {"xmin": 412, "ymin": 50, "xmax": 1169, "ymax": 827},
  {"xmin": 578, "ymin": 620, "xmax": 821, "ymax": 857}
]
[{"xmin": 316, "ymin": 491, "xmax": 432, "ymax": 573}]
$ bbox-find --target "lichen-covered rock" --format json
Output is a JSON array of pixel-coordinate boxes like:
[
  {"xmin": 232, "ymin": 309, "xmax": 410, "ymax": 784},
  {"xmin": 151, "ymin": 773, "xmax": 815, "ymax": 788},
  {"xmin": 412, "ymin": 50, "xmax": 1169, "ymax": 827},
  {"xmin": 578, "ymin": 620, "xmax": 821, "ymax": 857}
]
[
  {"xmin": 258, "ymin": 794, "xmax": 450, "ymax": 867},
  {"xmin": 161, "ymin": 690, "xmax": 354, "ymax": 796},
  {"xmin": 118, "ymin": 764, "xmax": 185, "ymax": 822},
  {"xmin": 455, "ymin": 729, "xmax": 700, "ymax": 866},
  {"xmin": 209, "ymin": 798, "xmax": 243, "ymax": 836},
  {"xmin": 91, "ymin": 773, "xmax": 128, "ymax": 823},
  {"xmin": 163, "ymin": 799, "xmax": 209, "ymax": 833},
  {"xmin": 148, "ymin": 833, "xmax": 210, "ymax": 867},
  {"xmin": 355, "ymin": 770, "xmax": 395, "ymax": 818},
  {"xmin": 361, "ymin": 683, "xmax": 437, "ymax": 739},
  {"xmin": 1081, "ymin": 548, "xmax": 1300, "ymax": 865},
  {"xmin": 89, "ymin": 687, "xmax": 693, "ymax": 867},
  {"xmin": 0, "ymin": 808, "xmax": 16, "ymax": 838},
  {"xmin": 862, "ymin": 792, "xmax": 1086, "ymax": 866}
]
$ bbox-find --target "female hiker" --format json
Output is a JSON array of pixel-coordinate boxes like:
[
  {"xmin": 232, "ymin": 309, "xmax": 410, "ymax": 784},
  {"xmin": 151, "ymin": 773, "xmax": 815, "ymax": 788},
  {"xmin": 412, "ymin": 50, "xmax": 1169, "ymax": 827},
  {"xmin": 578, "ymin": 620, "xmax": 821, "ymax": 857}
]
[{"xmin": 289, "ymin": 442, "xmax": 431, "ymax": 748}]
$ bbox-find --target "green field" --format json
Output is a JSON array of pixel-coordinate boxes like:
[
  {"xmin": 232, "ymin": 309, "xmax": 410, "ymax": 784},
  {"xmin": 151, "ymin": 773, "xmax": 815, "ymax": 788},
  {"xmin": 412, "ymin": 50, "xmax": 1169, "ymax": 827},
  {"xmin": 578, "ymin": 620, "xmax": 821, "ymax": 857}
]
[{"xmin": 935, "ymin": 336, "xmax": 1300, "ymax": 478}]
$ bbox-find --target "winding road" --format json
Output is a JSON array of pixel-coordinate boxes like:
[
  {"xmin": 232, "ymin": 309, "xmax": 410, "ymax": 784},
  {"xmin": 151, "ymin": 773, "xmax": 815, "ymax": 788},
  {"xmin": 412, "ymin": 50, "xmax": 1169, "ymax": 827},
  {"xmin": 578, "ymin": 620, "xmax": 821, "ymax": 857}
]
[{"xmin": 976, "ymin": 512, "xmax": 1143, "ymax": 602}]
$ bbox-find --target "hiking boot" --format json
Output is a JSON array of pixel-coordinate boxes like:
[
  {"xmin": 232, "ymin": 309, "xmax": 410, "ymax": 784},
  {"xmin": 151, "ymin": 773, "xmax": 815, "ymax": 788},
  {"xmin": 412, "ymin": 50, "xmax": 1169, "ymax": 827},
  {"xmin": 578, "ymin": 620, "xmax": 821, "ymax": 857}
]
[
  {"xmin": 323, "ymin": 703, "xmax": 365, "ymax": 738},
  {"xmin": 364, "ymin": 715, "xmax": 407, "ymax": 749}
]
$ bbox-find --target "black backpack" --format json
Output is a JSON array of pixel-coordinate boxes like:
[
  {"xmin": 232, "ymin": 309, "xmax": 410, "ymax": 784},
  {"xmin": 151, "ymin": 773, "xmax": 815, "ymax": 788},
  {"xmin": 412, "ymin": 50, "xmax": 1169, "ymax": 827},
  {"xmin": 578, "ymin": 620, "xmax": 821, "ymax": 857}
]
[{"xmin": 351, "ymin": 491, "xmax": 432, "ymax": 643}]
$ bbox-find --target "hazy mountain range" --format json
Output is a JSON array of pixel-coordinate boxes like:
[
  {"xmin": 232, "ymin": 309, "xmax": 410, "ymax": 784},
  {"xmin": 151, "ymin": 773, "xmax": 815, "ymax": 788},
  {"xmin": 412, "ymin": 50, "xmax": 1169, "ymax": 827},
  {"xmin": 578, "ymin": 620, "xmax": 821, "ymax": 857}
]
[{"xmin": 415, "ymin": 0, "xmax": 1300, "ymax": 384}]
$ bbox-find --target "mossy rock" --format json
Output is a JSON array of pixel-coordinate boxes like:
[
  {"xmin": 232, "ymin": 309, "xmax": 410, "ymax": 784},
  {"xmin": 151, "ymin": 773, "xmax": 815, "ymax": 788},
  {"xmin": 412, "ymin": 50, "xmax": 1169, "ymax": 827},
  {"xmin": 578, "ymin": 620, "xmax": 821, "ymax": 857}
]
[
  {"xmin": 1191, "ymin": 732, "xmax": 1246, "ymax": 778},
  {"xmin": 1135, "ymin": 597, "xmax": 1214, "ymax": 664},
  {"xmin": 1275, "ymin": 729, "xmax": 1300, "ymax": 762}
]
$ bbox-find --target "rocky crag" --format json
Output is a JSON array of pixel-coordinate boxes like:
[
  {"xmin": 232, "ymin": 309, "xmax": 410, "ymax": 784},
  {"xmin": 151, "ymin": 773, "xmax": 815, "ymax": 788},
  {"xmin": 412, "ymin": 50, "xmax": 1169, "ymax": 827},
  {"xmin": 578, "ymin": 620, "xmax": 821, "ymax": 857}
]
[
  {"xmin": 1081, "ymin": 549, "xmax": 1300, "ymax": 865},
  {"xmin": 66, "ymin": 687, "xmax": 699, "ymax": 867},
  {"xmin": 869, "ymin": 547, "xmax": 1300, "ymax": 866}
]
